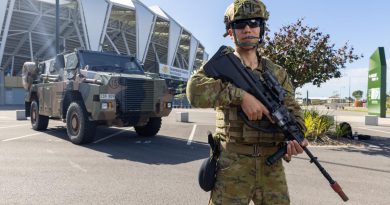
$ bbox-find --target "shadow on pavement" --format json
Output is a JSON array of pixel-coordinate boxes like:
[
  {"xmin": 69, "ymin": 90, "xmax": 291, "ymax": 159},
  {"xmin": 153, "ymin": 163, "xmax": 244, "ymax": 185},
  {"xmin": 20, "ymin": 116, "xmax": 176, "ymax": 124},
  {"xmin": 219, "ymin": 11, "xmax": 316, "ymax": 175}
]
[
  {"xmin": 43, "ymin": 126, "xmax": 210, "ymax": 165},
  {"xmin": 329, "ymin": 136, "xmax": 390, "ymax": 158},
  {"xmin": 294, "ymin": 156, "xmax": 390, "ymax": 174}
]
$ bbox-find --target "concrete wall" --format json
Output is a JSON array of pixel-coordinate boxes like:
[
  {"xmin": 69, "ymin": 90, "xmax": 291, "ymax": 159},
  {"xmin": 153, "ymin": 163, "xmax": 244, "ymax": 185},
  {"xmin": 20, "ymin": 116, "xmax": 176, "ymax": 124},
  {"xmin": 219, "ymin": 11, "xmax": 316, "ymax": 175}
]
[
  {"xmin": 5, "ymin": 76, "xmax": 23, "ymax": 88},
  {"xmin": 2, "ymin": 76, "xmax": 24, "ymax": 105},
  {"xmin": 4, "ymin": 88, "xmax": 24, "ymax": 105}
]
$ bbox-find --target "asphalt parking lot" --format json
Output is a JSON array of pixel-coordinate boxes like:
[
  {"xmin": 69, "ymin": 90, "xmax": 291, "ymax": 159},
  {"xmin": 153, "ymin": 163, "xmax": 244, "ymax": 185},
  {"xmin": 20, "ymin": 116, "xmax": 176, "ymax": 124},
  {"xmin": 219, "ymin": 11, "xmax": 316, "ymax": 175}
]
[{"xmin": 0, "ymin": 107, "xmax": 389, "ymax": 205}]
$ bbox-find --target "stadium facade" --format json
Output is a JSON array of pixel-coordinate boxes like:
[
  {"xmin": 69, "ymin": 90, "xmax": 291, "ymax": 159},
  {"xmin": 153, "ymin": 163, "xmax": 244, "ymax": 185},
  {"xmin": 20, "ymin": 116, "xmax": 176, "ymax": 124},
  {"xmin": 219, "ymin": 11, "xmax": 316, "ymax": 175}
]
[{"xmin": 0, "ymin": 0, "xmax": 208, "ymax": 105}]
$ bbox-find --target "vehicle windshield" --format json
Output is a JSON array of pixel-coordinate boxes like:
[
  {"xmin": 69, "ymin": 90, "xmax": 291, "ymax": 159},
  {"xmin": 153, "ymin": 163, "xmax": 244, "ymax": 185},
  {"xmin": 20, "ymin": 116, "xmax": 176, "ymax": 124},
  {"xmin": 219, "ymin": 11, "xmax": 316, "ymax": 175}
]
[{"xmin": 79, "ymin": 52, "xmax": 144, "ymax": 74}]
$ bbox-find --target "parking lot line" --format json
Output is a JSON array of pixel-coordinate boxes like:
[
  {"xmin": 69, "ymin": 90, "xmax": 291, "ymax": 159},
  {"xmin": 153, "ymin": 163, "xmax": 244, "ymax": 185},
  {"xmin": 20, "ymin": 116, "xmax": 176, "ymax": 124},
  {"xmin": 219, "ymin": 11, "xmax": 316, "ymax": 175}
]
[
  {"xmin": 2, "ymin": 129, "xmax": 56, "ymax": 142},
  {"xmin": 68, "ymin": 160, "xmax": 87, "ymax": 172},
  {"xmin": 187, "ymin": 124, "xmax": 197, "ymax": 145},
  {"xmin": 2, "ymin": 132, "xmax": 42, "ymax": 142},
  {"xmin": 93, "ymin": 127, "xmax": 134, "ymax": 144},
  {"xmin": 0, "ymin": 124, "xmax": 28, "ymax": 129}
]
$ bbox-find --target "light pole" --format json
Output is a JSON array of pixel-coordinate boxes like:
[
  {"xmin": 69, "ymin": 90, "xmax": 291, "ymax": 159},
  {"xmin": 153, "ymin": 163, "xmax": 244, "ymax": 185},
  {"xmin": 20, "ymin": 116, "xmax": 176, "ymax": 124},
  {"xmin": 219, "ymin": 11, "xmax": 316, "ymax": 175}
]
[
  {"xmin": 306, "ymin": 90, "xmax": 309, "ymax": 107},
  {"xmin": 348, "ymin": 76, "xmax": 351, "ymax": 106},
  {"xmin": 340, "ymin": 86, "xmax": 345, "ymax": 103},
  {"xmin": 56, "ymin": 0, "xmax": 60, "ymax": 55}
]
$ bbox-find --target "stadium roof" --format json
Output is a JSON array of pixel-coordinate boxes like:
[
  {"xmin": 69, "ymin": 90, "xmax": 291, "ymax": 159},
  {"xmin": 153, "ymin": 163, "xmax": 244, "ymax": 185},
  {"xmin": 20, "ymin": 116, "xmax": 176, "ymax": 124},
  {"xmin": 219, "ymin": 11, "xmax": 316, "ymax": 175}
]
[{"xmin": 0, "ymin": 0, "xmax": 208, "ymax": 81}]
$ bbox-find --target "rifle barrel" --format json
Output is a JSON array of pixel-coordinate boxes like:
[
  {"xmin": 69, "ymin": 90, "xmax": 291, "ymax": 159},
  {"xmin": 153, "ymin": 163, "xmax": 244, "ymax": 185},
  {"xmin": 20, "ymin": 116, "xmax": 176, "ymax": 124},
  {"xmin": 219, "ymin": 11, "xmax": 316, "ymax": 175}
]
[{"xmin": 304, "ymin": 147, "xmax": 349, "ymax": 201}]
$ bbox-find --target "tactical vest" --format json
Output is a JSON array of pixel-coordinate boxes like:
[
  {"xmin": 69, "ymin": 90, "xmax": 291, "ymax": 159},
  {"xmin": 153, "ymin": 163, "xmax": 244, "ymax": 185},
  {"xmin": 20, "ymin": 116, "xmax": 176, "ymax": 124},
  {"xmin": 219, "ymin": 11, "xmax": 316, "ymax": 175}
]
[{"xmin": 215, "ymin": 56, "xmax": 285, "ymax": 145}]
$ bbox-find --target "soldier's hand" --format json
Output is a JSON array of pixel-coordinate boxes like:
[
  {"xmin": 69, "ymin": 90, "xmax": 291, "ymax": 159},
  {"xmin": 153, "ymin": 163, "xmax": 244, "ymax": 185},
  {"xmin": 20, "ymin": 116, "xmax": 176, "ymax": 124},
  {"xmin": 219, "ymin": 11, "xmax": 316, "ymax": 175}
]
[
  {"xmin": 285, "ymin": 139, "xmax": 309, "ymax": 158},
  {"xmin": 241, "ymin": 92, "xmax": 274, "ymax": 122}
]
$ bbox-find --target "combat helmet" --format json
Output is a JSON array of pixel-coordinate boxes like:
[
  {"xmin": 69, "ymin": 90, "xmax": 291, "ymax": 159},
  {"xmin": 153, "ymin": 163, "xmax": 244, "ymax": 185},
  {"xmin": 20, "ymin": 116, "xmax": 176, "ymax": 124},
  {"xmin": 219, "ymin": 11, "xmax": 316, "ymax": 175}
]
[{"xmin": 223, "ymin": 0, "xmax": 269, "ymax": 46}]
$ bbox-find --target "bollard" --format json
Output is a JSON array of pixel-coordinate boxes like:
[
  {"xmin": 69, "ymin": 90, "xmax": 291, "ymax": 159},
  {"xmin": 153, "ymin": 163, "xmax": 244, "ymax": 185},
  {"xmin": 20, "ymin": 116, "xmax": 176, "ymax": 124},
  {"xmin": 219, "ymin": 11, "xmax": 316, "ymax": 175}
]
[
  {"xmin": 365, "ymin": 115, "xmax": 378, "ymax": 126},
  {"xmin": 16, "ymin": 110, "xmax": 27, "ymax": 120},
  {"xmin": 176, "ymin": 112, "xmax": 189, "ymax": 122}
]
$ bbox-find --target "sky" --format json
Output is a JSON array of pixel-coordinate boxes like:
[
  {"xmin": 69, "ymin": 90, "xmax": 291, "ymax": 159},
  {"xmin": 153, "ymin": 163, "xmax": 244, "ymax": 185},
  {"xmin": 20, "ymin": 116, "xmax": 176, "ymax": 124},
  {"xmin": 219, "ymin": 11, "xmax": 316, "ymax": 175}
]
[{"xmin": 140, "ymin": 0, "xmax": 390, "ymax": 99}]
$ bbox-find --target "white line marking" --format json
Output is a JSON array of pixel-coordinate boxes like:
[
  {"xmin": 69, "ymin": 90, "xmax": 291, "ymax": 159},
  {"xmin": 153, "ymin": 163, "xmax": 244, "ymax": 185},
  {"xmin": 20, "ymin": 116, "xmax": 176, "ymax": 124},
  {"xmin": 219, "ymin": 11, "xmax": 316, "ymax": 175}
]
[
  {"xmin": 93, "ymin": 127, "xmax": 134, "ymax": 144},
  {"xmin": 187, "ymin": 124, "xmax": 197, "ymax": 145},
  {"xmin": 68, "ymin": 160, "xmax": 87, "ymax": 172},
  {"xmin": 2, "ymin": 130, "xmax": 55, "ymax": 142},
  {"xmin": 2, "ymin": 132, "xmax": 41, "ymax": 142},
  {"xmin": 46, "ymin": 149, "xmax": 55, "ymax": 154},
  {"xmin": 356, "ymin": 127, "xmax": 390, "ymax": 134},
  {"xmin": 0, "ymin": 124, "xmax": 28, "ymax": 129}
]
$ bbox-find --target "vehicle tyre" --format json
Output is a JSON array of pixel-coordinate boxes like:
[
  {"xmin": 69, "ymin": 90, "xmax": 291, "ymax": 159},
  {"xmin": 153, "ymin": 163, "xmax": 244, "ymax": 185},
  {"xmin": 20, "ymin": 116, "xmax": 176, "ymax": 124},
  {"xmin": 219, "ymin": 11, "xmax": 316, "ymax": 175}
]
[
  {"xmin": 30, "ymin": 100, "xmax": 49, "ymax": 131},
  {"xmin": 134, "ymin": 117, "xmax": 162, "ymax": 137},
  {"xmin": 66, "ymin": 102, "xmax": 96, "ymax": 144}
]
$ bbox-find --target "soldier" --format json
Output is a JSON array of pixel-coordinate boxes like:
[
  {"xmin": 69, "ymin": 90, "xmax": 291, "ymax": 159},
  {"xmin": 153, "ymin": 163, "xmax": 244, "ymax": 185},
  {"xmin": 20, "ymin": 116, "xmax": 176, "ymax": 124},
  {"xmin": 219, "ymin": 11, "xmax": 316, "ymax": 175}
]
[{"xmin": 187, "ymin": 0, "xmax": 309, "ymax": 204}]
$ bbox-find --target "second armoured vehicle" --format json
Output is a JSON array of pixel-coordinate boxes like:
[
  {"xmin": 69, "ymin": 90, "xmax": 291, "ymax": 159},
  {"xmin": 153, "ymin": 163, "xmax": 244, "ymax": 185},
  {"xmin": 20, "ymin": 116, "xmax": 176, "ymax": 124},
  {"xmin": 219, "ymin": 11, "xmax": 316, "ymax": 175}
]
[{"xmin": 23, "ymin": 50, "xmax": 173, "ymax": 144}]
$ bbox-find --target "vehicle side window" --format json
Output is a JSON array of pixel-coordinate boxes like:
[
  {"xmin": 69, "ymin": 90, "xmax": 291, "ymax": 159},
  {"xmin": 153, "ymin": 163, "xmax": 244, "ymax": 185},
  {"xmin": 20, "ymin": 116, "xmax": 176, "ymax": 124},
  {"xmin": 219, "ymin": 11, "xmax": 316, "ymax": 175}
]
[
  {"xmin": 65, "ymin": 54, "xmax": 78, "ymax": 70},
  {"xmin": 125, "ymin": 61, "xmax": 140, "ymax": 71},
  {"xmin": 46, "ymin": 60, "xmax": 54, "ymax": 74}
]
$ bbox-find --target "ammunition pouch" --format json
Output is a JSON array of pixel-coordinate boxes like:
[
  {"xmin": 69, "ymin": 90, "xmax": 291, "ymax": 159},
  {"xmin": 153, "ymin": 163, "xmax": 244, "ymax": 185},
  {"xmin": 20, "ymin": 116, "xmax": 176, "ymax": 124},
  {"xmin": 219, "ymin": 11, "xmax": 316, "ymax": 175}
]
[{"xmin": 198, "ymin": 131, "xmax": 220, "ymax": 192}]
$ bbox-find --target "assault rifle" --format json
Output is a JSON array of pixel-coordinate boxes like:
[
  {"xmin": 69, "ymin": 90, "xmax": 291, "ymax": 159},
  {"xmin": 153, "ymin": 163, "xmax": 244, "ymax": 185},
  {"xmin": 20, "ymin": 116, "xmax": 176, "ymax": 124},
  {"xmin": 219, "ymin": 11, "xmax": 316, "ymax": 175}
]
[{"xmin": 203, "ymin": 45, "xmax": 349, "ymax": 202}]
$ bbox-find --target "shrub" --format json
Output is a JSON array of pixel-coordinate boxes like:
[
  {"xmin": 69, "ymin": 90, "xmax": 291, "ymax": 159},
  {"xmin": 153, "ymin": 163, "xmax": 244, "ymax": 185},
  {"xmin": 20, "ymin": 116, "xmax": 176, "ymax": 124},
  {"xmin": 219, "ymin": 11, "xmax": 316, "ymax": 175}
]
[{"xmin": 304, "ymin": 109, "xmax": 334, "ymax": 141}]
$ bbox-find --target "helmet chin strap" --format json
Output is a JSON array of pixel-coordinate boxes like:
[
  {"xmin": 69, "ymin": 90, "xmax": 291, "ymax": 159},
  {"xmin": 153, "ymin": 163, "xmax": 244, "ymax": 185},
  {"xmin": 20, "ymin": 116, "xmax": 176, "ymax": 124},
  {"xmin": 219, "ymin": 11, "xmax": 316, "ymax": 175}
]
[{"xmin": 232, "ymin": 29, "xmax": 261, "ymax": 49}]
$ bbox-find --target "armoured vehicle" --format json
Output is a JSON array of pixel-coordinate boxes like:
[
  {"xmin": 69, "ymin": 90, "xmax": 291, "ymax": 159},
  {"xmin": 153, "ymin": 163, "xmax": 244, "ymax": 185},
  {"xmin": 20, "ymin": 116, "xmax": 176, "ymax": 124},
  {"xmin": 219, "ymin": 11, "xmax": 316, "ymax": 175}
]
[{"xmin": 23, "ymin": 50, "xmax": 173, "ymax": 144}]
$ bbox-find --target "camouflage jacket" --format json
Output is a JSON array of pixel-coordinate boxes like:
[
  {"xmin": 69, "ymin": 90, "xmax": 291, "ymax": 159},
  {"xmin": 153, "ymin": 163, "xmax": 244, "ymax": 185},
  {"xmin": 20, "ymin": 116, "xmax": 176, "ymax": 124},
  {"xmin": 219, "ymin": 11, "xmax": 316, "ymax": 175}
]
[{"xmin": 186, "ymin": 47, "xmax": 305, "ymax": 144}]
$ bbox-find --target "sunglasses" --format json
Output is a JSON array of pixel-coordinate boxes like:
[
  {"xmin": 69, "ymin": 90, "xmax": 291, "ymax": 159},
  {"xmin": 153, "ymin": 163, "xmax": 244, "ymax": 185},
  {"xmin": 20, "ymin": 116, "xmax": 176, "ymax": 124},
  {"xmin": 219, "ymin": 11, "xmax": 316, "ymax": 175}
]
[{"xmin": 231, "ymin": 18, "xmax": 263, "ymax": 29}]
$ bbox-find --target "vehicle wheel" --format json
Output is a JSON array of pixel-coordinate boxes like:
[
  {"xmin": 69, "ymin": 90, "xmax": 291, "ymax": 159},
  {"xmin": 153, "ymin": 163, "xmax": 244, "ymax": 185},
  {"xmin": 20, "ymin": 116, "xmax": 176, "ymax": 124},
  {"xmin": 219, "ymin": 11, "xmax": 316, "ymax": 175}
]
[
  {"xmin": 134, "ymin": 117, "xmax": 162, "ymax": 137},
  {"xmin": 30, "ymin": 100, "xmax": 49, "ymax": 131},
  {"xmin": 66, "ymin": 102, "xmax": 96, "ymax": 144}
]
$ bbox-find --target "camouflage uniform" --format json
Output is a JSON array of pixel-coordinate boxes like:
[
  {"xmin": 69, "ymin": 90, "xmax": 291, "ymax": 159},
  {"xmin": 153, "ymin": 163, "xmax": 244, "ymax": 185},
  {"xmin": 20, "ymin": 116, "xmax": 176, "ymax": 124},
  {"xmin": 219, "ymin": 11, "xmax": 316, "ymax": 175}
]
[
  {"xmin": 187, "ymin": 1, "xmax": 305, "ymax": 204},
  {"xmin": 187, "ymin": 47, "xmax": 305, "ymax": 205}
]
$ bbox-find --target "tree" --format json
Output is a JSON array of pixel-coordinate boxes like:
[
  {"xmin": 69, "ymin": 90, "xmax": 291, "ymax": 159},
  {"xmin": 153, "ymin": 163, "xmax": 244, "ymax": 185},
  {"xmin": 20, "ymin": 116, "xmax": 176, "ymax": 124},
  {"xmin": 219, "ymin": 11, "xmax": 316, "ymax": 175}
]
[
  {"xmin": 352, "ymin": 90, "xmax": 363, "ymax": 100},
  {"xmin": 174, "ymin": 83, "xmax": 187, "ymax": 107},
  {"xmin": 261, "ymin": 19, "xmax": 362, "ymax": 89}
]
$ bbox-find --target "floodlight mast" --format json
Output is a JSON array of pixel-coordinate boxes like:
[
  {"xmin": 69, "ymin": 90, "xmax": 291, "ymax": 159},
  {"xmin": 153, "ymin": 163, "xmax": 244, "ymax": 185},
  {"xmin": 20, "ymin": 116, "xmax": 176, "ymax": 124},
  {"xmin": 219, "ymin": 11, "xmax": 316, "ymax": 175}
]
[{"xmin": 56, "ymin": 0, "xmax": 60, "ymax": 55}]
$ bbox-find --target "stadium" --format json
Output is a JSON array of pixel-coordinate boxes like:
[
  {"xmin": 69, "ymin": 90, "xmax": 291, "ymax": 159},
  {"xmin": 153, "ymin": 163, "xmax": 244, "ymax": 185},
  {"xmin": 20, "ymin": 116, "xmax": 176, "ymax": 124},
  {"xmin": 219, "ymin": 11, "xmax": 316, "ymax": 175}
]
[{"xmin": 0, "ymin": 0, "xmax": 208, "ymax": 105}]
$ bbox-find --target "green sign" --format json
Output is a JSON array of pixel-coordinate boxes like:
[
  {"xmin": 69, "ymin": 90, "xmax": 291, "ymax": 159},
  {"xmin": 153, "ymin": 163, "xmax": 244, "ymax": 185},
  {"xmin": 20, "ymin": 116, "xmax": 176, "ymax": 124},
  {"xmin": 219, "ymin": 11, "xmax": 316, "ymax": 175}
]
[{"xmin": 367, "ymin": 47, "xmax": 387, "ymax": 117}]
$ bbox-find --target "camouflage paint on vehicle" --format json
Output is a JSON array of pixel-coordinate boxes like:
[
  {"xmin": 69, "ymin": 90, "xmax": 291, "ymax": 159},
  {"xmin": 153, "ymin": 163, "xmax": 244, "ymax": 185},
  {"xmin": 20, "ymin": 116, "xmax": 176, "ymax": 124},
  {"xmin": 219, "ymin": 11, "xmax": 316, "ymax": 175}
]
[{"xmin": 24, "ymin": 50, "xmax": 173, "ymax": 140}]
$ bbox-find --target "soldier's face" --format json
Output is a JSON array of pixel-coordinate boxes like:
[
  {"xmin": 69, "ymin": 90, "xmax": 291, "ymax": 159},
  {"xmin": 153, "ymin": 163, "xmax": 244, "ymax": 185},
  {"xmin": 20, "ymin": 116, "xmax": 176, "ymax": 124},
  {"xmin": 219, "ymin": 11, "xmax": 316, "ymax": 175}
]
[{"xmin": 228, "ymin": 19, "xmax": 261, "ymax": 49}]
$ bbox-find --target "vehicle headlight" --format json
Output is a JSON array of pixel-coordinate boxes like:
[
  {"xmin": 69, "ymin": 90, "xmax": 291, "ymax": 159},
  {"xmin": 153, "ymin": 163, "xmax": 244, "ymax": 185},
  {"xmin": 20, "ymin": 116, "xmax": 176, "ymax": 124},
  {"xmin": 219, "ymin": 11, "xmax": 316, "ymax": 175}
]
[{"xmin": 101, "ymin": 102, "xmax": 114, "ymax": 110}]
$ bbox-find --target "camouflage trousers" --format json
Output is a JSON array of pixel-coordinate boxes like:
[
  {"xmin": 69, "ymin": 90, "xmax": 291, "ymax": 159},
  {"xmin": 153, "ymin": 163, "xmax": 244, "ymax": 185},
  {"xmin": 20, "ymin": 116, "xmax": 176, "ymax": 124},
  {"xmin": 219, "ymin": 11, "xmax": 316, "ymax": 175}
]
[{"xmin": 208, "ymin": 150, "xmax": 289, "ymax": 205}]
